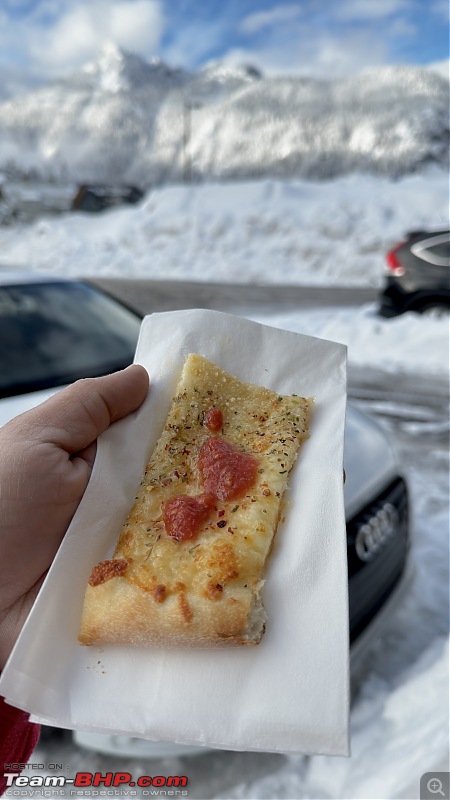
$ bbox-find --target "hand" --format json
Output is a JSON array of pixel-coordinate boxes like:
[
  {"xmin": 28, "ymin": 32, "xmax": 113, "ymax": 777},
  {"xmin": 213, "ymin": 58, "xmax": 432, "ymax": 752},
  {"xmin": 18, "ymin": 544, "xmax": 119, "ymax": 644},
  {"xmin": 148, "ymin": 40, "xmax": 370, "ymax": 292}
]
[{"xmin": 0, "ymin": 365, "xmax": 149, "ymax": 669}]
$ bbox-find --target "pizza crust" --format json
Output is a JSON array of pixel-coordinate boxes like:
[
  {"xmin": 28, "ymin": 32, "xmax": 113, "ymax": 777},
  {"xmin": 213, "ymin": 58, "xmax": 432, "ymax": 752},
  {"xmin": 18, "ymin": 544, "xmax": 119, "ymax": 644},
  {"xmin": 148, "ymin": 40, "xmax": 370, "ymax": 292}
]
[
  {"xmin": 79, "ymin": 578, "xmax": 262, "ymax": 647},
  {"xmin": 79, "ymin": 353, "xmax": 312, "ymax": 648}
]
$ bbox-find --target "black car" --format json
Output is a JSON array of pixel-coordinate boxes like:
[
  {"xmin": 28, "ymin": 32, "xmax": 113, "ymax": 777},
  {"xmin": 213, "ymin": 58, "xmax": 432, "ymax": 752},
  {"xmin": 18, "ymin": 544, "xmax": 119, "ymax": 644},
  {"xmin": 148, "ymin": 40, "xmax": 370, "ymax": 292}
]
[{"xmin": 379, "ymin": 228, "xmax": 450, "ymax": 317}]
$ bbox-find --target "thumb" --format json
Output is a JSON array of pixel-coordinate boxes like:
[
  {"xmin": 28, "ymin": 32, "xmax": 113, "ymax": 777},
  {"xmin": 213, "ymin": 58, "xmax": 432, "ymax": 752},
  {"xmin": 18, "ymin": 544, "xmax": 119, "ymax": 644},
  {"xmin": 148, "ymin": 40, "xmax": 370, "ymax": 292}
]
[{"xmin": 9, "ymin": 365, "xmax": 149, "ymax": 454}]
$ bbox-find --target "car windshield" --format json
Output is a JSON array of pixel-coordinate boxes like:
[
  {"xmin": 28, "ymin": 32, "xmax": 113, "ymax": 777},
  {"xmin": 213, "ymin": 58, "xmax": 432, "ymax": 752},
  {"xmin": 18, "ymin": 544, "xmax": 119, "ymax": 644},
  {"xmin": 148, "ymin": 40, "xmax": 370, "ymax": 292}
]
[{"xmin": 0, "ymin": 281, "xmax": 142, "ymax": 398}]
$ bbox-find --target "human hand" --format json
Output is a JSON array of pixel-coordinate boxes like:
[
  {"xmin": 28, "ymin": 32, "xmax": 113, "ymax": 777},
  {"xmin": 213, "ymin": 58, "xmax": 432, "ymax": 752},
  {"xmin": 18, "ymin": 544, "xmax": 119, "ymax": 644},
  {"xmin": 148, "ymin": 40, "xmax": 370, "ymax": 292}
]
[{"xmin": 0, "ymin": 365, "xmax": 149, "ymax": 669}]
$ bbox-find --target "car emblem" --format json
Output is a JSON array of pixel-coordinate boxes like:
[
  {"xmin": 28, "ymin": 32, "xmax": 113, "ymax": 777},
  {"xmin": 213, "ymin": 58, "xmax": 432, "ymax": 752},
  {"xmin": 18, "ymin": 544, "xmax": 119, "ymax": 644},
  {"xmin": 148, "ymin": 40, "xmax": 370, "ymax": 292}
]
[{"xmin": 355, "ymin": 502, "xmax": 400, "ymax": 562}]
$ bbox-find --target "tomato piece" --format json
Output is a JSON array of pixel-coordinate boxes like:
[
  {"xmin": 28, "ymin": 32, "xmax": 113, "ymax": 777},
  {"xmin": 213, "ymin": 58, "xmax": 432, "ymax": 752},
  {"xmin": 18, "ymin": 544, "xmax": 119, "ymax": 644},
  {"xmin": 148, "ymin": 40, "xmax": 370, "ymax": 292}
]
[
  {"xmin": 163, "ymin": 493, "xmax": 215, "ymax": 541},
  {"xmin": 199, "ymin": 437, "xmax": 259, "ymax": 501},
  {"xmin": 204, "ymin": 407, "xmax": 223, "ymax": 433}
]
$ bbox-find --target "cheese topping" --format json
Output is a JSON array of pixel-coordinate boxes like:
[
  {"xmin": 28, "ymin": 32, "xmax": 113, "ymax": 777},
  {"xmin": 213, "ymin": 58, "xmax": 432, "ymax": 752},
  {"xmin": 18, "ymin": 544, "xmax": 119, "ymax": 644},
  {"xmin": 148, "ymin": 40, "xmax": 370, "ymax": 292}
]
[{"xmin": 104, "ymin": 354, "xmax": 311, "ymax": 606}]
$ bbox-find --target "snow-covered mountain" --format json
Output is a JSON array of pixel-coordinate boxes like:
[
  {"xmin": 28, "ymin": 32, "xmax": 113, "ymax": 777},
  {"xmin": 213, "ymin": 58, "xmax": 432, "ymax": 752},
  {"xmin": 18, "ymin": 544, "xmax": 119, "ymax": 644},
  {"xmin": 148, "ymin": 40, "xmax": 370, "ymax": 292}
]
[{"xmin": 0, "ymin": 43, "xmax": 448, "ymax": 186}]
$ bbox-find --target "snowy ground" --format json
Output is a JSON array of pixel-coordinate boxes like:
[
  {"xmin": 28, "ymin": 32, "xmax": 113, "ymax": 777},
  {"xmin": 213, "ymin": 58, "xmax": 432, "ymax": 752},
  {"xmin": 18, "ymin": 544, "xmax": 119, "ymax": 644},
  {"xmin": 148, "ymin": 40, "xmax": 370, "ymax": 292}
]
[{"xmin": 2, "ymin": 171, "xmax": 449, "ymax": 799}]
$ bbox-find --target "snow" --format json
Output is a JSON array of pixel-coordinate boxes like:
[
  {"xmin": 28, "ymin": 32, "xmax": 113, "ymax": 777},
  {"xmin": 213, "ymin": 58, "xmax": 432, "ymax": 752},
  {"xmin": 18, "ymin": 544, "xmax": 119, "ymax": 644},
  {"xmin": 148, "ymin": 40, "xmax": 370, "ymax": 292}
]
[
  {"xmin": 1, "ymin": 48, "xmax": 448, "ymax": 800},
  {"xmin": 248, "ymin": 303, "xmax": 448, "ymax": 377},
  {"xmin": 0, "ymin": 171, "xmax": 447, "ymax": 289},
  {"xmin": 0, "ymin": 170, "xmax": 447, "ymax": 382},
  {"xmin": 0, "ymin": 47, "xmax": 448, "ymax": 184}
]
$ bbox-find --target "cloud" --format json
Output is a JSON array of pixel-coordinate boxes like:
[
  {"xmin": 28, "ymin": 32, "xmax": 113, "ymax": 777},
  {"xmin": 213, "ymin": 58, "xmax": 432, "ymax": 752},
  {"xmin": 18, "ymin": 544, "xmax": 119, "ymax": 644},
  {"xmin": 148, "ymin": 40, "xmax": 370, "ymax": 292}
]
[
  {"xmin": 218, "ymin": 3, "xmax": 393, "ymax": 78},
  {"xmin": 32, "ymin": 5, "xmax": 102, "ymax": 69},
  {"xmin": 335, "ymin": 0, "xmax": 413, "ymax": 21},
  {"xmin": 0, "ymin": 0, "xmax": 164, "ymax": 94},
  {"xmin": 35, "ymin": 0, "xmax": 164, "ymax": 71},
  {"xmin": 221, "ymin": 29, "xmax": 390, "ymax": 79},
  {"xmin": 239, "ymin": 5, "xmax": 304, "ymax": 35},
  {"xmin": 218, "ymin": 0, "xmax": 424, "ymax": 78},
  {"xmin": 428, "ymin": 0, "xmax": 449, "ymax": 23},
  {"xmin": 109, "ymin": 1, "xmax": 164, "ymax": 54}
]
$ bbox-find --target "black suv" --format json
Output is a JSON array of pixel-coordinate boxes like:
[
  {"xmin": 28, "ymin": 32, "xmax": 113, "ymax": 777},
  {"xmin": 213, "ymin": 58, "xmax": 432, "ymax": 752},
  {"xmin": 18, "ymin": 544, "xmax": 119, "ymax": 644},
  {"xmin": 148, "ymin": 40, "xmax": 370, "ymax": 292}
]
[{"xmin": 379, "ymin": 229, "xmax": 450, "ymax": 317}]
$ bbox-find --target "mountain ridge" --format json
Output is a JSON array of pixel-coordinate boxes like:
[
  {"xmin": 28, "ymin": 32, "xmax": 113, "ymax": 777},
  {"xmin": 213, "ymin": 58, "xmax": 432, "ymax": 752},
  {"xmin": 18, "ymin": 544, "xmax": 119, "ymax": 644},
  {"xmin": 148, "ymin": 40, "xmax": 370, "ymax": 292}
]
[{"xmin": 0, "ymin": 45, "xmax": 448, "ymax": 185}]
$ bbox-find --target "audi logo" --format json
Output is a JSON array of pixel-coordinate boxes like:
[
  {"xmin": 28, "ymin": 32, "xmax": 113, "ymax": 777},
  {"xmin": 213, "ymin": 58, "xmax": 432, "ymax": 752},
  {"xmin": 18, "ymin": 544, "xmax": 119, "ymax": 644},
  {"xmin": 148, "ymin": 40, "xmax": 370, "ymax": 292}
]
[{"xmin": 355, "ymin": 502, "xmax": 400, "ymax": 562}]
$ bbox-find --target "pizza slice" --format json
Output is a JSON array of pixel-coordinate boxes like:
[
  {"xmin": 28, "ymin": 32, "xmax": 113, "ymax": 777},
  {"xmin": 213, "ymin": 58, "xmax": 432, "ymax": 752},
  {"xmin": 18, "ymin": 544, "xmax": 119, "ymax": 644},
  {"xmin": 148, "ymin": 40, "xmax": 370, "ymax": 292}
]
[{"xmin": 79, "ymin": 353, "xmax": 312, "ymax": 647}]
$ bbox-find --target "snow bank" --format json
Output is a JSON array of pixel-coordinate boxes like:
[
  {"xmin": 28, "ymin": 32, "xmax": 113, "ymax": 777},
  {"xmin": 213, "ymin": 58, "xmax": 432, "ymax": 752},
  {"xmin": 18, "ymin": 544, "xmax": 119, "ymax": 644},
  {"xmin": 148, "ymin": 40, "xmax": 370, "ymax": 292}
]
[
  {"xmin": 0, "ymin": 172, "xmax": 446, "ymax": 287},
  {"xmin": 1, "ymin": 172, "xmax": 447, "ymax": 382}
]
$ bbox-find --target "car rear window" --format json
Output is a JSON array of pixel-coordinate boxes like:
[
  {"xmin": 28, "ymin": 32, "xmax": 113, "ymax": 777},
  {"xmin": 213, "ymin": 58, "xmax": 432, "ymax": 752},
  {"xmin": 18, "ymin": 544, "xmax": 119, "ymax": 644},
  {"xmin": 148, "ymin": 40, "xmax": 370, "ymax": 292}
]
[
  {"xmin": 426, "ymin": 241, "xmax": 450, "ymax": 263},
  {"xmin": 0, "ymin": 281, "xmax": 142, "ymax": 398}
]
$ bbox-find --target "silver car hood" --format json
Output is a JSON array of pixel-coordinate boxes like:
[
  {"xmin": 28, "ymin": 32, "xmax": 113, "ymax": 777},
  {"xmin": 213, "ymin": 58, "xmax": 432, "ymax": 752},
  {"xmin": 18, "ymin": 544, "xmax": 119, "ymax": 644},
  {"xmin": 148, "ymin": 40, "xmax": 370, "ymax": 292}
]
[
  {"xmin": 343, "ymin": 404, "xmax": 399, "ymax": 520},
  {"xmin": 0, "ymin": 386, "xmax": 63, "ymax": 429}
]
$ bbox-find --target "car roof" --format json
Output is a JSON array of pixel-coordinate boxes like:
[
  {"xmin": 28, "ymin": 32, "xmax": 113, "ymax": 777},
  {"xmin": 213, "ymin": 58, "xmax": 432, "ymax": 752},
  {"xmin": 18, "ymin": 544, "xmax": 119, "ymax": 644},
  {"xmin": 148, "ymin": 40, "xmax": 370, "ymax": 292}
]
[{"xmin": 406, "ymin": 227, "xmax": 449, "ymax": 240}]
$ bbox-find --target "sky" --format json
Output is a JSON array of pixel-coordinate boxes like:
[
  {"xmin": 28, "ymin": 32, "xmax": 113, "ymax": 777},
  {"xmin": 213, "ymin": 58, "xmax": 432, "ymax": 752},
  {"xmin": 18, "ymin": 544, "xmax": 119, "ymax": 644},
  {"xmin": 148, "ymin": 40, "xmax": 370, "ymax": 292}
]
[{"xmin": 0, "ymin": 0, "xmax": 448, "ymax": 100}]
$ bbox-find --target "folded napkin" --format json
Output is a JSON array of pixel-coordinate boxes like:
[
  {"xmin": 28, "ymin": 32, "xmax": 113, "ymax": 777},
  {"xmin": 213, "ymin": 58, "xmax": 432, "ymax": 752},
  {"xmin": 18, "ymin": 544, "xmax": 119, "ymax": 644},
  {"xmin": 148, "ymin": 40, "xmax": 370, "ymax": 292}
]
[{"xmin": 0, "ymin": 309, "xmax": 349, "ymax": 756}]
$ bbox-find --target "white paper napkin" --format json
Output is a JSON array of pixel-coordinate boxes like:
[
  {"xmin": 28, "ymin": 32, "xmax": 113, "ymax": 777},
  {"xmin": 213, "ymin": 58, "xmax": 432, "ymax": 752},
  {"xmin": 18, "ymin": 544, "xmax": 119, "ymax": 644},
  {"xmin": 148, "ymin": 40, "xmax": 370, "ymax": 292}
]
[{"xmin": 0, "ymin": 309, "xmax": 350, "ymax": 756}]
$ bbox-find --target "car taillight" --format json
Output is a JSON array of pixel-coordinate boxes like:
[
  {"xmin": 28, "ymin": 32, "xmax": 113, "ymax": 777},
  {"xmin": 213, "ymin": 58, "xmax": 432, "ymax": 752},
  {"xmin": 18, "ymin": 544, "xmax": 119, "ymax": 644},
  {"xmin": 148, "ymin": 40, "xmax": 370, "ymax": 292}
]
[{"xmin": 386, "ymin": 243, "xmax": 406, "ymax": 276}]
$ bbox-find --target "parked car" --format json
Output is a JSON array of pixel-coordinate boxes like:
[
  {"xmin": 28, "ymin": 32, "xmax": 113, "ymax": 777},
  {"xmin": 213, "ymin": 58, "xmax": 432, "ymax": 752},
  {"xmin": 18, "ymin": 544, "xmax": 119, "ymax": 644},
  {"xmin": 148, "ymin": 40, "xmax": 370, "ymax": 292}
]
[
  {"xmin": 379, "ymin": 228, "xmax": 450, "ymax": 317},
  {"xmin": 0, "ymin": 273, "xmax": 141, "ymax": 403},
  {"xmin": 72, "ymin": 184, "xmax": 144, "ymax": 213},
  {"xmin": 0, "ymin": 274, "xmax": 411, "ymax": 756}
]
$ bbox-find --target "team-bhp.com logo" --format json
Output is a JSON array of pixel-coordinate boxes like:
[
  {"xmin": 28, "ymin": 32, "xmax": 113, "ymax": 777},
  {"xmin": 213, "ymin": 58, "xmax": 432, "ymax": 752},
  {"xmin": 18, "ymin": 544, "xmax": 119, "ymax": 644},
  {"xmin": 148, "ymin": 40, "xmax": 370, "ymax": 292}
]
[{"xmin": 3, "ymin": 772, "xmax": 188, "ymax": 796}]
